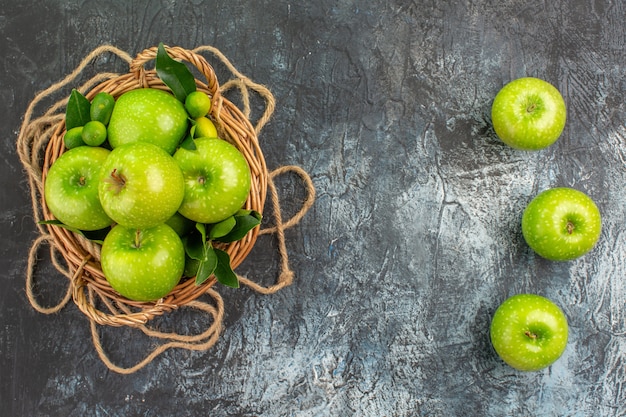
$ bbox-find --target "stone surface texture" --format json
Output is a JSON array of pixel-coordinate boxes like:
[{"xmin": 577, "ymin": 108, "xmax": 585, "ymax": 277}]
[{"xmin": 1, "ymin": 1, "xmax": 625, "ymax": 416}]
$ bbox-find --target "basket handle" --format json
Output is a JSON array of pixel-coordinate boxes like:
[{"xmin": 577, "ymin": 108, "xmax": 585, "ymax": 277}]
[
  {"xmin": 193, "ymin": 45, "xmax": 276, "ymax": 135},
  {"xmin": 128, "ymin": 44, "xmax": 276, "ymax": 137},
  {"xmin": 129, "ymin": 45, "xmax": 221, "ymax": 98}
]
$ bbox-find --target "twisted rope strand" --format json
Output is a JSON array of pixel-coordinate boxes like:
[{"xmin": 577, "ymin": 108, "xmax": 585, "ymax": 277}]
[
  {"xmin": 90, "ymin": 291, "xmax": 225, "ymax": 375},
  {"xmin": 25, "ymin": 234, "xmax": 73, "ymax": 314}
]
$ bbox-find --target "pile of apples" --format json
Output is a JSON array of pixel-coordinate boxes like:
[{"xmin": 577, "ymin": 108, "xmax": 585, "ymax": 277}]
[
  {"xmin": 488, "ymin": 77, "xmax": 602, "ymax": 372},
  {"xmin": 43, "ymin": 45, "xmax": 259, "ymax": 302}
]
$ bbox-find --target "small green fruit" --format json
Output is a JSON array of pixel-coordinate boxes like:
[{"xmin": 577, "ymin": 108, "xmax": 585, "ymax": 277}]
[
  {"xmin": 82, "ymin": 120, "xmax": 108, "ymax": 146},
  {"xmin": 90, "ymin": 92, "xmax": 115, "ymax": 125},
  {"xmin": 185, "ymin": 91, "xmax": 212, "ymax": 118},
  {"xmin": 64, "ymin": 126, "xmax": 86, "ymax": 149},
  {"xmin": 194, "ymin": 116, "xmax": 218, "ymax": 138}
]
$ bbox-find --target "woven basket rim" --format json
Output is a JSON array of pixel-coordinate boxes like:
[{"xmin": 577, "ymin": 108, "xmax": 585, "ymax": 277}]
[{"xmin": 39, "ymin": 45, "xmax": 268, "ymax": 326}]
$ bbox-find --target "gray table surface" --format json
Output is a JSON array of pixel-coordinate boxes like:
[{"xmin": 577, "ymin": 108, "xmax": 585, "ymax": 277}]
[{"xmin": 2, "ymin": 1, "xmax": 625, "ymax": 416}]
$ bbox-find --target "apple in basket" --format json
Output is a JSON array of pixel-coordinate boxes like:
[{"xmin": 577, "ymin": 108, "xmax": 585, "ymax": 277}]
[
  {"xmin": 44, "ymin": 146, "xmax": 113, "ymax": 231},
  {"xmin": 43, "ymin": 43, "xmax": 263, "ymax": 301},
  {"xmin": 173, "ymin": 137, "xmax": 251, "ymax": 224},
  {"xmin": 100, "ymin": 223, "xmax": 185, "ymax": 302},
  {"xmin": 107, "ymin": 88, "xmax": 189, "ymax": 154},
  {"xmin": 98, "ymin": 142, "xmax": 185, "ymax": 229}
]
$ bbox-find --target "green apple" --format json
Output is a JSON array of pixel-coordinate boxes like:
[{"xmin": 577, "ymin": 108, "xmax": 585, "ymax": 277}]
[
  {"xmin": 522, "ymin": 187, "xmax": 602, "ymax": 261},
  {"xmin": 100, "ymin": 224, "xmax": 185, "ymax": 301},
  {"xmin": 491, "ymin": 77, "xmax": 566, "ymax": 150},
  {"xmin": 173, "ymin": 137, "xmax": 251, "ymax": 224},
  {"xmin": 490, "ymin": 294, "xmax": 568, "ymax": 371},
  {"xmin": 98, "ymin": 142, "xmax": 185, "ymax": 229},
  {"xmin": 44, "ymin": 146, "xmax": 113, "ymax": 231},
  {"xmin": 107, "ymin": 88, "xmax": 188, "ymax": 154}
]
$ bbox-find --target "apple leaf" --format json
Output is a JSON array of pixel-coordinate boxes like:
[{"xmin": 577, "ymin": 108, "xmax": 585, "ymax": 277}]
[
  {"xmin": 184, "ymin": 231, "xmax": 205, "ymax": 261},
  {"xmin": 155, "ymin": 42, "xmax": 196, "ymax": 102},
  {"xmin": 38, "ymin": 220, "xmax": 106, "ymax": 245},
  {"xmin": 209, "ymin": 216, "xmax": 237, "ymax": 240},
  {"xmin": 214, "ymin": 211, "xmax": 262, "ymax": 243},
  {"xmin": 179, "ymin": 134, "xmax": 197, "ymax": 150},
  {"xmin": 65, "ymin": 89, "xmax": 91, "ymax": 130},
  {"xmin": 195, "ymin": 245, "xmax": 218, "ymax": 285},
  {"xmin": 81, "ymin": 227, "xmax": 110, "ymax": 244},
  {"xmin": 213, "ymin": 248, "xmax": 239, "ymax": 288},
  {"xmin": 184, "ymin": 222, "xmax": 243, "ymax": 287},
  {"xmin": 39, "ymin": 219, "xmax": 84, "ymax": 235},
  {"xmin": 195, "ymin": 222, "xmax": 207, "ymax": 243}
]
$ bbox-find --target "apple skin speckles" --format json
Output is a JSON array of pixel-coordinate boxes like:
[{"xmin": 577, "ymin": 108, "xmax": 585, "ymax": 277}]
[
  {"xmin": 491, "ymin": 77, "xmax": 566, "ymax": 151},
  {"xmin": 521, "ymin": 187, "xmax": 602, "ymax": 261},
  {"xmin": 98, "ymin": 142, "xmax": 185, "ymax": 229},
  {"xmin": 490, "ymin": 294, "xmax": 568, "ymax": 371},
  {"xmin": 107, "ymin": 88, "xmax": 188, "ymax": 155},
  {"xmin": 173, "ymin": 137, "xmax": 251, "ymax": 224}
]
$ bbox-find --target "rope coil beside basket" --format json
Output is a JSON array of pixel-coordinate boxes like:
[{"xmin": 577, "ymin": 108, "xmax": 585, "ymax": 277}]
[{"xmin": 16, "ymin": 44, "xmax": 315, "ymax": 374}]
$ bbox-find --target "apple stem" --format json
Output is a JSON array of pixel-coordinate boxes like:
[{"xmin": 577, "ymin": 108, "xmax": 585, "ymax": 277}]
[
  {"xmin": 525, "ymin": 330, "xmax": 538, "ymax": 340},
  {"xmin": 110, "ymin": 168, "xmax": 126, "ymax": 185},
  {"xmin": 133, "ymin": 229, "xmax": 142, "ymax": 249},
  {"xmin": 526, "ymin": 103, "xmax": 537, "ymax": 113},
  {"xmin": 78, "ymin": 176, "xmax": 86, "ymax": 186},
  {"xmin": 104, "ymin": 168, "xmax": 126, "ymax": 195},
  {"xmin": 567, "ymin": 221, "xmax": 575, "ymax": 235}
]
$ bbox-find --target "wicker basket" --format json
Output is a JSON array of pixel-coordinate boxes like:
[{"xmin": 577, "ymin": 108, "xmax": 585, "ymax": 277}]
[{"xmin": 39, "ymin": 46, "xmax": 268, "ymax": 327}]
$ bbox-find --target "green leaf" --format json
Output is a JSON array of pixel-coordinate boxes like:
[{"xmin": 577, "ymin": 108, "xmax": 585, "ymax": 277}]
[
  {"xmin": 184, "ymin": 230, "xmax": 206, "ymax": 260},
  {"xmin": 39, "ymin": 219, "xmax": 84, "ymax": 235},
  {"xmin": 155, "ymin": 42, "xmax": 196, "ymax": 102},
  {"xmin": 214, "ymin": 211, "xmax": 262, "ymax": 243},
  {"xmin": 184, "ymin": 256, "xmax": 200, "ymax": 278},
  {"xmin": 195, "ymin": 245, "xmax": 218, "ymax": 285},
  {"xmin": 196, "ymin": 222, "xmax": 207, "ymax": 243},
  {"xmin": 213, "ymin": 248, "xmax": 239, "ymax": 288},
  {"xmin": 65, "ymin": 89, "xmax": 91, "ymax": 130},
  {"xmin": 38, "ymin": 220, "xmax": 105, "ymax": 245},
  {"xmin": 209, "ymin": 216, "xmax": 237, "ymax": 240},
  {"xmin": 179, "ymin": 134, "xmax": 197, "ymax": 150}
]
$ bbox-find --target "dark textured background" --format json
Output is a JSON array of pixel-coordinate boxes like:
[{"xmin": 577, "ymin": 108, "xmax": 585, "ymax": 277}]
[{"xmin": 2, "ymin": 1, "xmax": 625, "ymax": 416}]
